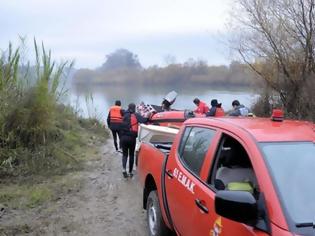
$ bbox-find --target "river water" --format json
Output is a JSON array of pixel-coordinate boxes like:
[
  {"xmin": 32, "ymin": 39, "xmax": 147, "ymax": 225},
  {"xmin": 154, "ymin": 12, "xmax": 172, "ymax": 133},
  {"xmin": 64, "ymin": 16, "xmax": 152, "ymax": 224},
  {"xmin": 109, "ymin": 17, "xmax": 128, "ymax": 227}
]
[{"xmin": 68, "ymin": 85, "xmax": 259, "ymax": 123}]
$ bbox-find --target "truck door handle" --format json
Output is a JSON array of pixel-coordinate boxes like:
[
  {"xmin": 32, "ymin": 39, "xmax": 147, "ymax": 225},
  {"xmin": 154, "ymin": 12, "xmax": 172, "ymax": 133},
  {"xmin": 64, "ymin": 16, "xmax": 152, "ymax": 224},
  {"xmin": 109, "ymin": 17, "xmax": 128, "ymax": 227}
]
[
  {"xmin": 165, "ymin": 170, "xmax": 174, "ymax": 179},
  {"xmin": 195, "ymin": 199, "xmax": 208, "ymax": 214}
]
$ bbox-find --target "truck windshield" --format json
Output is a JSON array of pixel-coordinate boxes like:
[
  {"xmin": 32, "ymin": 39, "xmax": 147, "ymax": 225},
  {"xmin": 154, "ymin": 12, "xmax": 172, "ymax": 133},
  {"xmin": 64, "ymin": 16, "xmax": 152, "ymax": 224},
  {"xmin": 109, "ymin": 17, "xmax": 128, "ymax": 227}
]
[{"xmin": 260, "ymin": 142, "xmax": 315, "ymax": 225}]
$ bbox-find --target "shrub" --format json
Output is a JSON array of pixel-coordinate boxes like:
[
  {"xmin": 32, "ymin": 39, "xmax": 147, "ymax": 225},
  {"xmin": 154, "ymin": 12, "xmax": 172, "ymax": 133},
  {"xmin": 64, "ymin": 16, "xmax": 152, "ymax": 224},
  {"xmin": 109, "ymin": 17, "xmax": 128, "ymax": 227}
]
[{"xmin": 0, "ymin": 39, "xmax": 107, "ymax": 177}]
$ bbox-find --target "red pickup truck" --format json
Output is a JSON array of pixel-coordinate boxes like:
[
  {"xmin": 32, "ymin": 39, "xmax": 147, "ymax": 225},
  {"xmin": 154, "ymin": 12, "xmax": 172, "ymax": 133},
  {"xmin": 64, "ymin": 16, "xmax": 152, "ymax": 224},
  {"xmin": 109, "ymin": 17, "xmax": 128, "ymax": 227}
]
[{"xmin": 137, "ymin": 115, "xmax": 315, "ymax": 236}]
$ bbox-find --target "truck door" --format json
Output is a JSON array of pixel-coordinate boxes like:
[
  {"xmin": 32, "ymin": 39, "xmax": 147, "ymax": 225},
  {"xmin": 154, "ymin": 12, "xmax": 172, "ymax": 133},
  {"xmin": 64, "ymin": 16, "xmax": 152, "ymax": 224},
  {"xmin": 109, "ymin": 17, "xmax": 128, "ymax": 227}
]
[
  {"xmin": 192, "ymin": 133, "xmax": 269, "ymax": 236},
  {"xmin": 164, "ymin": 126, "xmax": 217, "ymax": 235}
]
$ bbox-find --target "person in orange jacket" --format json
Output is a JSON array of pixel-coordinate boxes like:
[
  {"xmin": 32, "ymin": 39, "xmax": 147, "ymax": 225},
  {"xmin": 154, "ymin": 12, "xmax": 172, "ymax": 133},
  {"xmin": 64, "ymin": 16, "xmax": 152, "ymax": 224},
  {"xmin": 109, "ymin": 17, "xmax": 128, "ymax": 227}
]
[
  {"xmin": 206, "ymin": 99, "xmax": 225, "ymax": 117},
  {"xmin": 107, "ymin": 100, "xmax": 123, "ymax": 151},
  {"xmin": 193, "ymin": 98, "xmax": 209, "ymax": 114}
]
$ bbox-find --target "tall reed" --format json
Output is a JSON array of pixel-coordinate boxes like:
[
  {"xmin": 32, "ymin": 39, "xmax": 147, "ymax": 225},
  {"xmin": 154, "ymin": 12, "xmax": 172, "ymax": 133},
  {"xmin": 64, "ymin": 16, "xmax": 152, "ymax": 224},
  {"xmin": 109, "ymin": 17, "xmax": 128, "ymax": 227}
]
[{"xmin": 0, "ymin": 39, "xmax": 84, "ymax": 176}]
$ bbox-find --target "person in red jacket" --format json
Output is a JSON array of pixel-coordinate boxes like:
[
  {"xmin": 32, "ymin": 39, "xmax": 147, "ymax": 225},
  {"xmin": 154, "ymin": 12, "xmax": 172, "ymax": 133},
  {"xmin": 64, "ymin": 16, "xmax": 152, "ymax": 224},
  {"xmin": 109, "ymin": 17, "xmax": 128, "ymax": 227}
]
[
  {"xmin": 206, "ymin": 99, "xmax": 225, "ymax": 117},
  {"xmin": 107, "ymin": 100, "xmax": 123, "ymax": 151},
  {"xmin": 193, "ymin": 98, "xmax": 209, "ymax": 114}
]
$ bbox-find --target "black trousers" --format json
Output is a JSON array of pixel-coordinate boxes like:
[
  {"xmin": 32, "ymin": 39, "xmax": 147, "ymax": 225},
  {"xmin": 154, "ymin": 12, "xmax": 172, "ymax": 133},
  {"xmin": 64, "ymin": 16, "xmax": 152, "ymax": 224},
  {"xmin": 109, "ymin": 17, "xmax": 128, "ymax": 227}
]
[
  {"xmin": 111, "ymin": 129, "xmax": 121, "ymax": 151},
  {"xmin": 121, "ymin": 135, "xmax": 136, "ymax": 173}
]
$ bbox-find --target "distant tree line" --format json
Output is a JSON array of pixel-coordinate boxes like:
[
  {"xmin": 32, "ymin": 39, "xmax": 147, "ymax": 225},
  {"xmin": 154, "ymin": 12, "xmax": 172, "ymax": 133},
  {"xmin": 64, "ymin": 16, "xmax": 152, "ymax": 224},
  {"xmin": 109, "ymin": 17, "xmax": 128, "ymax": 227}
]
[{"xmin": 73, "ymin": 49, "xmax": 259, "ymax": 88}]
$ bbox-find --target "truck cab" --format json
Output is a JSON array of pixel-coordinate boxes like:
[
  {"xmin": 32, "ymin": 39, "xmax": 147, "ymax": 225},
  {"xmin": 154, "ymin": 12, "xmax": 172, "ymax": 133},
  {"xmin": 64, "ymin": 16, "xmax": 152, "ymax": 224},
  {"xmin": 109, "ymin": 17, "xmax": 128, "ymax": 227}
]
[{"xmin": 137, "ymin": 116, "xmax": 315, "ymax": 236}]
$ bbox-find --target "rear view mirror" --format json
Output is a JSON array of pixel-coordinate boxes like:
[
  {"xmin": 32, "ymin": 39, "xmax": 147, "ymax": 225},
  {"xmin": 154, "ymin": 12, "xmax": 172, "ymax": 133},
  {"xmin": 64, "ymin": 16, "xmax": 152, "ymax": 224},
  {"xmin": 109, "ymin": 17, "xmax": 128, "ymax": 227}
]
[{"xmin": 215, "ymin": 190, "xmax": 258, "ymax": 226}]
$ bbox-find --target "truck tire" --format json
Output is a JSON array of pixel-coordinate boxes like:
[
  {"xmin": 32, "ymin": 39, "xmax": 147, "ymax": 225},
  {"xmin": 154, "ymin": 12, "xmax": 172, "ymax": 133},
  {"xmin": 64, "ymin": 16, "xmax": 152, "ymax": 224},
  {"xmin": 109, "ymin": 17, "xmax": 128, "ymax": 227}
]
[{"xmin": 146, "ymin": 190, "xmax": 171, "ymax": 236}]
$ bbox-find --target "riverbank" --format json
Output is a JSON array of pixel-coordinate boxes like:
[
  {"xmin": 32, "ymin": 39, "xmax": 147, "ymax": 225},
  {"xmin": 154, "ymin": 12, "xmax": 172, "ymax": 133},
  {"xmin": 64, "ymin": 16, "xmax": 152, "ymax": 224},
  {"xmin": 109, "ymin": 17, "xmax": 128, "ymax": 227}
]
[
  {"xmin": 0, "ymin": 139, "xmax": 147, "ymax": 235},
  {"xmin": 0, "ymin": 40, "xmax": 147, "ymax": 235}
]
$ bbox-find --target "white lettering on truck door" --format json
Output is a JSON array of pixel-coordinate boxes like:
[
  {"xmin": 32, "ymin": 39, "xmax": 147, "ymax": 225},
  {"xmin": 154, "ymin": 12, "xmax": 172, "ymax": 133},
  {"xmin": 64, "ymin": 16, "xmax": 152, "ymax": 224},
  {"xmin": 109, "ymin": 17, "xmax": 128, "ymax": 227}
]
[{"xmin": 173, "ymin": 168, "xmax": 195, "ymax": 194}]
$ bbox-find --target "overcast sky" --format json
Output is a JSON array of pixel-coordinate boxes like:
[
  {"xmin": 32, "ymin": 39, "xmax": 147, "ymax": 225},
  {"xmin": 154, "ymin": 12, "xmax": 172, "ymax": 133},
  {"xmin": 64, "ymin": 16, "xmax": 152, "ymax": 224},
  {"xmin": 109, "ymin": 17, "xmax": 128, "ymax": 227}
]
[{"xmin": 0, "ymin": 0, "xmax": 232, "ymax": 68}]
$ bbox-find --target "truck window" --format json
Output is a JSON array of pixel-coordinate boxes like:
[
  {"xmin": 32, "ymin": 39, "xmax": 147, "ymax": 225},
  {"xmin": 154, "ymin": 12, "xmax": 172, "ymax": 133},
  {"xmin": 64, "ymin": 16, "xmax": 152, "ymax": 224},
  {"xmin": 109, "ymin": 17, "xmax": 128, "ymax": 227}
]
[
  {"xmin": 208, "ymin": 134, "xmax": 258, "ymax": 195},
  {"xmin": 178, "ymin": 127, "xmax": 215, "ymax": 177}
]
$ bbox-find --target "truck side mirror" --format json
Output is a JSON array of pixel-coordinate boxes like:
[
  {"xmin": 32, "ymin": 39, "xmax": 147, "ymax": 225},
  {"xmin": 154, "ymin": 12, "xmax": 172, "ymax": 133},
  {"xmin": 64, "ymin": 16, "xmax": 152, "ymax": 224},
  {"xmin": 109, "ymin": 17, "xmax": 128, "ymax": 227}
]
[{"xmin": 215, "ymin": 190, "xmax": 258, "ymax": 226}]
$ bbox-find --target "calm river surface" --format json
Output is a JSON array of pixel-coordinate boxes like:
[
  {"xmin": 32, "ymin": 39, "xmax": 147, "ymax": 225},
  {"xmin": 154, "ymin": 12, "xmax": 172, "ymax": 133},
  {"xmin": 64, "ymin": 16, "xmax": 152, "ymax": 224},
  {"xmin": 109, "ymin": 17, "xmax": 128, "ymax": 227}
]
[{"xmin": 68, "ymin": 85, "xmax": 259, "ymax": 122}]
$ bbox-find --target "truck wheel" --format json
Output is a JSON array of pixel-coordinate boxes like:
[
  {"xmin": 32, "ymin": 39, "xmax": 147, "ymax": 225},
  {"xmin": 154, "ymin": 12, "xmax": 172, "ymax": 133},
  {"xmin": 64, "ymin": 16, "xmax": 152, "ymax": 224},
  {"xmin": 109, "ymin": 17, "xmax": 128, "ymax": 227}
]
[{"xmin": 146, "ymin": 191, "xmax": 171, "ymax": 236}]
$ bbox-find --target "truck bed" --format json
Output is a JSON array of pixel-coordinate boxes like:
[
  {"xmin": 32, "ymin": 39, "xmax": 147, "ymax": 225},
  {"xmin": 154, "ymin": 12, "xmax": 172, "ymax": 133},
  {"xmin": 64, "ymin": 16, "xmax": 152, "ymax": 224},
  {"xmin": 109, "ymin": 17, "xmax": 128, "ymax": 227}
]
[{"xmin": 136, "ymin": 124, "xmax": 178, "ymax": 155}]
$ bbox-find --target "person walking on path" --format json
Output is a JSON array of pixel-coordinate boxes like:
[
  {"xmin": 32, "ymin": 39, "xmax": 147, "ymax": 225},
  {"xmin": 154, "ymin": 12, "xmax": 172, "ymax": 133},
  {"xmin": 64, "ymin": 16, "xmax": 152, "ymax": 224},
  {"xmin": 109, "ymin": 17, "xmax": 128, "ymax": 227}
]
[
  {"xmin": 120, "ymin": 103, "xmax": 149, "ymax": 178},
  {"xmin": 193, "ymin": 98, "xmax": 209, "ymax": 114},
  {"xmin": 107, "ymin": 100, "xmax": 123, "ymax": 151},
  {"xmin": 206, "ymin": 99, "xmax": 225, "ymax": 117}
]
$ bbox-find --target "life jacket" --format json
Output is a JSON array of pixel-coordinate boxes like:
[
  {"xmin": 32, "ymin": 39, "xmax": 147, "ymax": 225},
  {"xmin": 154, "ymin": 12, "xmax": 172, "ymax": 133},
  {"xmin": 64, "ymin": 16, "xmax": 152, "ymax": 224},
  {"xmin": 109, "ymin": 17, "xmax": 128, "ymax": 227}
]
[
  {"xmin": 215, "ymin": 107, "xmax": 225, "ymax": 117},
  {"xmin": 109, "ymin": 105, "xmax": 123, "ymax": 123},
  {"xmin": 130, "ymin": 113, "xmax": 139, "ymax": 133}
]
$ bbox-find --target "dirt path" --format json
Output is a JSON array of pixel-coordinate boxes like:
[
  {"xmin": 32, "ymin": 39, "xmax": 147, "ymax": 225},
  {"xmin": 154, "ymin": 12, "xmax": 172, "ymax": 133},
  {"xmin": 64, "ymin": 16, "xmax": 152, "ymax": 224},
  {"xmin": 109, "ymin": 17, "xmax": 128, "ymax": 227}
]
[{"xmin": 0, "ymin": 141, "xmax": 148, "ymax": 236}]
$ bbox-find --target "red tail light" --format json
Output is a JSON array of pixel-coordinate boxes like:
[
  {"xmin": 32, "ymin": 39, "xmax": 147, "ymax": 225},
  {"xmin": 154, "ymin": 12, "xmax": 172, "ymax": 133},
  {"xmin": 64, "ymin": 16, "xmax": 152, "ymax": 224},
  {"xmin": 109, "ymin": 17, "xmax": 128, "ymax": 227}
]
[{"xmin": 271, "ymin": 109, "xmax": 284, "ymax": 122}]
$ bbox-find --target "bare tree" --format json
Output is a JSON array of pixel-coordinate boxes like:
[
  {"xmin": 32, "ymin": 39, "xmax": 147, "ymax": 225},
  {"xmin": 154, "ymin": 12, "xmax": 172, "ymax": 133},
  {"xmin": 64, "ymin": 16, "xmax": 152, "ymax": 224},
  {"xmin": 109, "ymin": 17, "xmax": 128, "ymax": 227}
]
[{"xmin": 231, "ymin": 0, "xmax": 315, "ymax": 118}]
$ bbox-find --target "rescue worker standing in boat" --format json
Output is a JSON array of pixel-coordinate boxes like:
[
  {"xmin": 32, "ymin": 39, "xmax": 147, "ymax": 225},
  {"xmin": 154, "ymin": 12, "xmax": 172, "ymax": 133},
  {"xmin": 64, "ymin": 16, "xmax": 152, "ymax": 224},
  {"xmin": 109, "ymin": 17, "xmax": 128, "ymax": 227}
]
[
  {"xmin": 206, "ymin": 99, "xmax": 225, "ymax": 117},
  {"xmin": 120, "ymin": 103, "xmax": 149, "ymax": 178},
  {"xmin": 193, "ymin": 98, "xmax": 209, "ymax": 114},
  {"xmin": 107, "ymin": 100, "xmax": 123, "ymax": 151}
]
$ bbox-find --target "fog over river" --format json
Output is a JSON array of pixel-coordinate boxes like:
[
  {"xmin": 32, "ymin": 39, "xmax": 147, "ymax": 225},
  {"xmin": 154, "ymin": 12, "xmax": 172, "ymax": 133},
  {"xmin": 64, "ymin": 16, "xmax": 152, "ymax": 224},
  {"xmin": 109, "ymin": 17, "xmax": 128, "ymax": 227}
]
[{"xmin": 69, "ymin": 85, "xmax": 259, "ymax": 122}]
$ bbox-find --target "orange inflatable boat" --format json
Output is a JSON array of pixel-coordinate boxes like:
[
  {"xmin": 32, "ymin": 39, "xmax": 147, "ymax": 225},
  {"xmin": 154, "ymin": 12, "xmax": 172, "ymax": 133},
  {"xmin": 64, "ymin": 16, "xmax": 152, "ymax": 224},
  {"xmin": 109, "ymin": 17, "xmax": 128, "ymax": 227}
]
[{"xmin": 149, "ymin": 110, "xmax": 205, "ymax": 128}]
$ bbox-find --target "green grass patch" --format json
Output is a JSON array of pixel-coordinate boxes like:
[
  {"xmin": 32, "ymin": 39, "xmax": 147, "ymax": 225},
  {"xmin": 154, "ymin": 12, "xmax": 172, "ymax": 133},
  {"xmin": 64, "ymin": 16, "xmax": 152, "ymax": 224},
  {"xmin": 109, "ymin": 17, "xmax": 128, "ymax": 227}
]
[
  {"xmin": 27, "ymin": 186, "xmax": 53, "ymax": 208},
  {"xmin": 0, "ymin": 172, "xmax": 84, "ymax": 209},
  {"xmin": 0, "ymin": 184, "xmax": 51, "ymax": 209}
]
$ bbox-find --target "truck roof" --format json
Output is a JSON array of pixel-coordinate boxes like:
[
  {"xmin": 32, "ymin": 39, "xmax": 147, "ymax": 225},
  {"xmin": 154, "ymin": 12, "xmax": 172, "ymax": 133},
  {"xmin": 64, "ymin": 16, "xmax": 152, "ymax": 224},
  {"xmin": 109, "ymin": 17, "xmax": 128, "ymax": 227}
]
[{"xmin": 185, "ymin": 117, "xmax": 315, "ymax": 142}]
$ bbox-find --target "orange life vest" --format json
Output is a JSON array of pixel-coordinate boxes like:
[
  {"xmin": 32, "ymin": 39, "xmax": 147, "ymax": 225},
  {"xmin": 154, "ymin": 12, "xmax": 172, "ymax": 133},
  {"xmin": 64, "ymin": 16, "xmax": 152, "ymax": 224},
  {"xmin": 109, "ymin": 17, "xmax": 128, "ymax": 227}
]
[
  {"xmin": 109, "ymin": 105, "xmax": 123, "ymax": 123},
  {"xmin": 130, "ymin": 114, "xmax": 139, "ymax": 133},
  {"xmin": 215, "ymin": 107, "xmax": 225, "ymax": 117}
]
